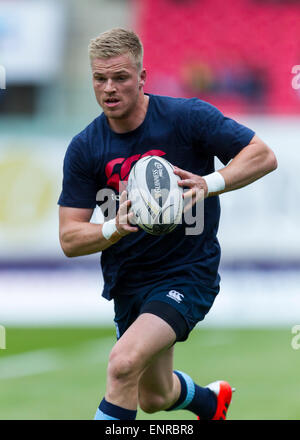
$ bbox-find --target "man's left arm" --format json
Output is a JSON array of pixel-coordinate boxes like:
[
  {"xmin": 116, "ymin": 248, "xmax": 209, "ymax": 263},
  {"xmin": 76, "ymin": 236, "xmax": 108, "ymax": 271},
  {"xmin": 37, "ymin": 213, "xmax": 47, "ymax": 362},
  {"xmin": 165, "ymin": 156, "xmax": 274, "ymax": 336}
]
[
  {"xmin": 174, "ymin": 135, "xmax": 277, "ymax": 203},
  {"xmin": 211, "ymin": 134, "xmax": 277, "ymax": 196}
]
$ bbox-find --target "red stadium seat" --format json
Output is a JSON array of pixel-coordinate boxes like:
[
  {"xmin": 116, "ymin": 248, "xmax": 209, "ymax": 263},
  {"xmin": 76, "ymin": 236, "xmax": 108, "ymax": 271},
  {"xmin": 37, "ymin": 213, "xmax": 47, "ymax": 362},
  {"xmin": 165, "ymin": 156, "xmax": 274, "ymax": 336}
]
[{"xmin": 133, "ymin": 0, "xmax": 300, "ymax": 114}]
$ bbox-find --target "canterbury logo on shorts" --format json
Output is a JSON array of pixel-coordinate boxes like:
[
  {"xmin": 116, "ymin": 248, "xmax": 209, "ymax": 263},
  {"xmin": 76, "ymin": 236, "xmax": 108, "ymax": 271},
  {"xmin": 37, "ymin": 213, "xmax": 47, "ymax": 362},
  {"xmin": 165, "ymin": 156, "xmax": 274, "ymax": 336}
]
[{"xmin": 166, "ymin": 290, "xmax": 184, "ymax": 303}]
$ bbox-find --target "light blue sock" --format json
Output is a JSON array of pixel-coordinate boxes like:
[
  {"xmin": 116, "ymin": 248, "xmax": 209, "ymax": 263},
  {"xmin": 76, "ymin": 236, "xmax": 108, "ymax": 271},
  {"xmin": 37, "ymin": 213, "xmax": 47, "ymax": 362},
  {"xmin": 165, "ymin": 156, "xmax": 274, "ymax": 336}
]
[{"xmin": 94, "ymin": 408, "xmax": 119, "ymax": 420}]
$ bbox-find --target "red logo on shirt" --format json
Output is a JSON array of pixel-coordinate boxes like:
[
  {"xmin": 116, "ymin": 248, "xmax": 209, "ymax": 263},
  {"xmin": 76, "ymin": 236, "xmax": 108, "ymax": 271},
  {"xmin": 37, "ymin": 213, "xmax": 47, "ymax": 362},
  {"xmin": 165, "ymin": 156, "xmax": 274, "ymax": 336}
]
[{"xmin": 105, "ymin": 150, "xmax": 166, "ymax": 191}]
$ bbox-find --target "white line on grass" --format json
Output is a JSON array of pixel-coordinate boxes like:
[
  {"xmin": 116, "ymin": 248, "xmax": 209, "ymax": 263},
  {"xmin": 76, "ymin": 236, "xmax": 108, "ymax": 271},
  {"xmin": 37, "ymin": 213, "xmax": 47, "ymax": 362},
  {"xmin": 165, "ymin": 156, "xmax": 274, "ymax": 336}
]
[
  {"xmin": 0, "ymin": 336, "xmax": 114, "ymax": 380},
  {"xmin": 0, "ymin": 349, "xmax": 62, "ymax": 379}
]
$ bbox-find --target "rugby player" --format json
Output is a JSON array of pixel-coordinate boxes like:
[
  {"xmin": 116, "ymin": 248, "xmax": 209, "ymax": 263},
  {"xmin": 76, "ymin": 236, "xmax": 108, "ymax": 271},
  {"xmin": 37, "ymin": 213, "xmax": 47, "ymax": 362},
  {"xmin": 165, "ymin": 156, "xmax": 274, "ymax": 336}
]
[{"xmin": 58, "ymin": 28, "xmax": 277, "ymax": 420}]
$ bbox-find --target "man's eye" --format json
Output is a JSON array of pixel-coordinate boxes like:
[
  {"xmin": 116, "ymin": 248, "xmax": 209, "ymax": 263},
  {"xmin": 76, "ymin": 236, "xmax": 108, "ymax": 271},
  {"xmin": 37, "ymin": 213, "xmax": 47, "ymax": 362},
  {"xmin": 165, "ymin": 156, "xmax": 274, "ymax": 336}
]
[{"xmin": 95, "ymin": 77, "xmax": 105, "ymax": 82}]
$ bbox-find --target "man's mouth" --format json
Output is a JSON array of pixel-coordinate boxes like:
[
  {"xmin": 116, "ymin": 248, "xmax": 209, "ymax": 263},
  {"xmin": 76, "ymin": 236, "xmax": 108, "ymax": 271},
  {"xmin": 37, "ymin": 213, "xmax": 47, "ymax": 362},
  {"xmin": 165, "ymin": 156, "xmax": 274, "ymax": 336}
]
[{"xmin": 104, "ymin": 98, "xmax": 120, "ymax": 107}]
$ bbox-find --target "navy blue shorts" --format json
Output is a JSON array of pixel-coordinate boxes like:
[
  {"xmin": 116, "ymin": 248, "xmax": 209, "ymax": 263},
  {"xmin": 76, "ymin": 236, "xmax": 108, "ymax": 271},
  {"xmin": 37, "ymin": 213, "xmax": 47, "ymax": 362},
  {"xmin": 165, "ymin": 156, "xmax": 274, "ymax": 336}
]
[{"xmin": 113, "ymin": 279, "xmax": 219, "ymax": 342}]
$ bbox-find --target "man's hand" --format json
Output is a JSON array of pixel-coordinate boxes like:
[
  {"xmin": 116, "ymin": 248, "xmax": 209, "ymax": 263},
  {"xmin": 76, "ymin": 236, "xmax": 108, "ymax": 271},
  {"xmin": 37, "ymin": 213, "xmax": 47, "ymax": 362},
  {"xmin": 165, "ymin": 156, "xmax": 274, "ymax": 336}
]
[
  {"xmin": 173, "ymin": 135, "xmax": 277, "ymax": 211},
  {"xmin": 173, "ymin": 166, "xmax": 208, "ymax": 212},
  {"xmin": 115, "ymin": 190, "xmax": 139, "ymax": 236}
]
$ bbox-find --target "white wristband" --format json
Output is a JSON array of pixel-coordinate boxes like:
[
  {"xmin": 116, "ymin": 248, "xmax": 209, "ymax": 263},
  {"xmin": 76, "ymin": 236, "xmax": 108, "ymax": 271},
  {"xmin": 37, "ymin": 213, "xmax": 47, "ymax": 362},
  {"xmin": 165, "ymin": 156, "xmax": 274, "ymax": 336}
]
[
  {"xmin": 203, "ymin": 171, "xmax": 225, "ymax": 195},
  {"xmin": 102, "ymin": 218, "xmax": 121, "ymax": 241}
]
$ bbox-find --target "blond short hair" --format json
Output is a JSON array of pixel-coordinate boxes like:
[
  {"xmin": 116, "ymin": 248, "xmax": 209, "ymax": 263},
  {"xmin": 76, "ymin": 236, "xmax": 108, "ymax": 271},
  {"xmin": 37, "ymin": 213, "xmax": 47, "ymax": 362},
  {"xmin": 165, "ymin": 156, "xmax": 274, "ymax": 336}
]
[{"xmin": 88, "ymin": 28, "xmax": 144, "ymax": 72}]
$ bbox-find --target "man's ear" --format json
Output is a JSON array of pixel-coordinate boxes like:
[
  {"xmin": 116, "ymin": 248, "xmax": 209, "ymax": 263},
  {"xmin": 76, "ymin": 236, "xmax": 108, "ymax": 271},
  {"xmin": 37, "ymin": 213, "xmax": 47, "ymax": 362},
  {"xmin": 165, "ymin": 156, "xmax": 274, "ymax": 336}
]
[{"xmin": 139, "ymin": 68, "xmax": 147, "ymax": 88}]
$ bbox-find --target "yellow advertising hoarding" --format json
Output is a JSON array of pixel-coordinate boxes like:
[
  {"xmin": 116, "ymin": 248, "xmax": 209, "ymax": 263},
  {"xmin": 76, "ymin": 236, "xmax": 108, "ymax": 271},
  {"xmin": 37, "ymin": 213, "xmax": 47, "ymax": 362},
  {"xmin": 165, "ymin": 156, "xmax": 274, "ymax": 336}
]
[{"xmin": 0, "ymin": 137, "xmax": 66, "ymax": 259}]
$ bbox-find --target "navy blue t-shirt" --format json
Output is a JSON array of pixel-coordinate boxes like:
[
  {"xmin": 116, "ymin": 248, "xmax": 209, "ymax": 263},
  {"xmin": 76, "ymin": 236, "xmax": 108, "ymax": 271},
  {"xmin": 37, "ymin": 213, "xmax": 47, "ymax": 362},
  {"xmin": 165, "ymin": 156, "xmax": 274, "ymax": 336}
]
[{"xmin": 58, "ymin": 94, "xmax": 254, "ymax": 300}]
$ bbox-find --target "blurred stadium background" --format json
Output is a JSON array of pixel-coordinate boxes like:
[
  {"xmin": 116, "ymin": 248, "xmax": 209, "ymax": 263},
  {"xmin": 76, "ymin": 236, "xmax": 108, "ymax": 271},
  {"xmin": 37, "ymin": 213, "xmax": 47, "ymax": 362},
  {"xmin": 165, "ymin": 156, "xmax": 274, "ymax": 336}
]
[{"xmin": 0, "ymin": 0, "xmax": 300, "ymax": 420}]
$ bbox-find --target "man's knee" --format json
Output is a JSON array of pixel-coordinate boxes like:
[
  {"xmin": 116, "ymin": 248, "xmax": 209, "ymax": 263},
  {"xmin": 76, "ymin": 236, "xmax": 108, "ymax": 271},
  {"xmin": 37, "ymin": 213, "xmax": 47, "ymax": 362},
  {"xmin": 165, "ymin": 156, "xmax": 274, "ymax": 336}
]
[{"xmin": 108, "ymin": 346, "xmax": 142, "ymax": 381}]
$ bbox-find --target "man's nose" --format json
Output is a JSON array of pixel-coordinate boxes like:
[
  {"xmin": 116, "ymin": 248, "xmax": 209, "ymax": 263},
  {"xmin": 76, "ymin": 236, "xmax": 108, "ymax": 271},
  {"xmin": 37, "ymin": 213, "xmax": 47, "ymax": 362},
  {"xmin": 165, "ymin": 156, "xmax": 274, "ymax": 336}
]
[{"xmin": 104, "ymin": 79, "xmax": 116, "ymax": 92}]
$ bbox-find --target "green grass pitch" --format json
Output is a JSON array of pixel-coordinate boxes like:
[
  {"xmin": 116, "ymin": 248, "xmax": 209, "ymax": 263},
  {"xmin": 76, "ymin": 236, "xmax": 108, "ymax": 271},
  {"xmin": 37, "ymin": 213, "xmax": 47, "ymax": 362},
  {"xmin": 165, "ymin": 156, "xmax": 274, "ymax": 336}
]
[{"xmin": 0, "ymin": 327, "xmax": 299, "ymax": 420}]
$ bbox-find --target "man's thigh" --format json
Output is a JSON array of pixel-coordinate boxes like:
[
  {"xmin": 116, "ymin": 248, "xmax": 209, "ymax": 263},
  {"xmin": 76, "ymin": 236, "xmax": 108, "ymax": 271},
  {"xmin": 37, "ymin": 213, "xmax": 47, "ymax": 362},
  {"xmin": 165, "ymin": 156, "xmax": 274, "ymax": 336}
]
[{"xmin": 110, "ymin": 312, "xmax": 176, "ymax": 374}]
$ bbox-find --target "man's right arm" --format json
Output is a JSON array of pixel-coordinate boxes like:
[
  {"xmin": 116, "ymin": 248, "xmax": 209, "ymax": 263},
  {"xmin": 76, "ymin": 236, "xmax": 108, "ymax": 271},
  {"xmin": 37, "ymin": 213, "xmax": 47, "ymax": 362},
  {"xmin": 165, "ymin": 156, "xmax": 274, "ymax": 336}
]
[{"xmin": 59, "ymin": 191, "xmax": 139, "ymax": 257}]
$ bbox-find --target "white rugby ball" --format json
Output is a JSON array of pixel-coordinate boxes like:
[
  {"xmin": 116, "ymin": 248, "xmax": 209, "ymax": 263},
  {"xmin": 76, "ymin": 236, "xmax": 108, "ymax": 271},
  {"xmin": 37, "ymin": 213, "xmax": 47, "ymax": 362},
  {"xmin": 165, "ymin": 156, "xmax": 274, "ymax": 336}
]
[{"xmin": 127, "ymin": 155, "xmax": 183, "ymax": 235}]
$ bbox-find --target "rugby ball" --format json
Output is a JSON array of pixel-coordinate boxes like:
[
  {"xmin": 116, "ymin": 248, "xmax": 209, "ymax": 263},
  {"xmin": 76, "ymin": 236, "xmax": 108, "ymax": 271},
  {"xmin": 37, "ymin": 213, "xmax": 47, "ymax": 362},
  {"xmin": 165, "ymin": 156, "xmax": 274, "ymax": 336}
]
[{"xmin": 127, "ymin": 155, "xmax": 183, "ymax": 235}]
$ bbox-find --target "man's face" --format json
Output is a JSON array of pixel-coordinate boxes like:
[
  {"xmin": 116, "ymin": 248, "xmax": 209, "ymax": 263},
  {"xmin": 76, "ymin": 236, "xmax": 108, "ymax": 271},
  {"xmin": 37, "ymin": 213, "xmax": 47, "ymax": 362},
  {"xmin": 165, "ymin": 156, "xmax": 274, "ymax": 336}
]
[{"xmin": 91, "ymin": 53, "xmax": 145, "ymax": 120}]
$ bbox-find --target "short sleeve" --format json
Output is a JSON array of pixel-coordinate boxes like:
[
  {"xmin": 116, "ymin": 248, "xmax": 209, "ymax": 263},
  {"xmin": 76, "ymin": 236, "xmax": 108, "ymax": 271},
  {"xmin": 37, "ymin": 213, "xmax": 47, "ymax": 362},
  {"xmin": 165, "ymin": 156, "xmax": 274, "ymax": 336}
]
[
  {"xmin": 58, "ymin": 137, "xmax": 98, "ymax": 209},
  {"xmin": 190, "ymin": 99, "xmax": 255, "ymax": 165}
]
